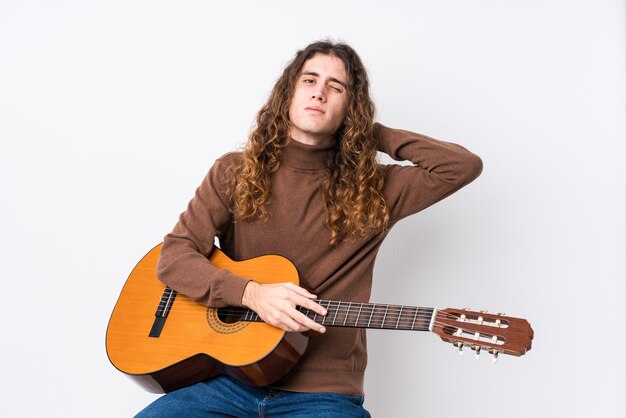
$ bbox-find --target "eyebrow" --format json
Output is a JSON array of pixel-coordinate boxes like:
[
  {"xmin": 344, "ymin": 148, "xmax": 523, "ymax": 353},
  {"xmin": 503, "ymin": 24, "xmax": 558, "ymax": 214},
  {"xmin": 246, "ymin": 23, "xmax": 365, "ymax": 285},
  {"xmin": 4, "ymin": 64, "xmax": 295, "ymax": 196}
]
[{"xmin": 301, "ymin": 71, "xmax": 348, "ymax": 89}]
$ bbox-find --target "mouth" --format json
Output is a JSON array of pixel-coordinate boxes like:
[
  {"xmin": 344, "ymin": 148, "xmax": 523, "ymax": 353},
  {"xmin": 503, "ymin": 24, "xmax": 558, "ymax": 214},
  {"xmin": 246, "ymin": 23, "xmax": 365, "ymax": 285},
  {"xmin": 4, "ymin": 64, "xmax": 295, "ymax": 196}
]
[{"xmin": 305, "ymin": 106, "xmax": 325, "ymax": 114}]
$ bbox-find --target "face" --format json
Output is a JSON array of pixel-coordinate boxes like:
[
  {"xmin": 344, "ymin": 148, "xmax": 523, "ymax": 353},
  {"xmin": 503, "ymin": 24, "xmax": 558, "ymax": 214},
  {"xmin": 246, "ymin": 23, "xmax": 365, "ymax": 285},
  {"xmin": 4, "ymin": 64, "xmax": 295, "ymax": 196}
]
[{"xmin": 288, "ymin": 53, "xmax": 350, "ymax": 146}]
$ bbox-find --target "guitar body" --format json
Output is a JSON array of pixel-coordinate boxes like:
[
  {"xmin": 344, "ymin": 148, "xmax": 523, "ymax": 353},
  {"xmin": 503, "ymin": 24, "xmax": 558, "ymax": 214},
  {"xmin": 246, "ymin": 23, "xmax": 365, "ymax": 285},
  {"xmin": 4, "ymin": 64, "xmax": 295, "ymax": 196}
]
[{"xmin": 105, "ymin": 244, "xmax": 308, "ymax": 393}]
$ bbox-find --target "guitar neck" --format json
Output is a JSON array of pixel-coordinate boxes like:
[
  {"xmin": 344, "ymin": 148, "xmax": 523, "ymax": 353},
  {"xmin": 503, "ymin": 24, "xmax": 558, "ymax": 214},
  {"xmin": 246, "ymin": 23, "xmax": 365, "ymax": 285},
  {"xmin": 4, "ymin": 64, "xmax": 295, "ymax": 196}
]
[{"xmin": 241, "ymin": 300, "xmax": 436, "ymax": 332}]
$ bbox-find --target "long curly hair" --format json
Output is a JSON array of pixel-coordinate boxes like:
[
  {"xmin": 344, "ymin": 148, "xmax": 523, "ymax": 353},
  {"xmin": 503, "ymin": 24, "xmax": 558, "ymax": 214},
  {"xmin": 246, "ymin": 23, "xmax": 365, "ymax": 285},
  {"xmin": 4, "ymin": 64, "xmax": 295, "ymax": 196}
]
[{"xmin": 227, "ymin": 40, "xmax": 389, "ymax": 245}]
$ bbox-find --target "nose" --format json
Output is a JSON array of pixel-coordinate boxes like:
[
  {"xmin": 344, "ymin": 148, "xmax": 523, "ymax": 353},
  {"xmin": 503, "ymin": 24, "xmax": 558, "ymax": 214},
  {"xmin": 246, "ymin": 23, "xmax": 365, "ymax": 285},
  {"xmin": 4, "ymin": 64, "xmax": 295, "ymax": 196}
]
[{"xmin": 311, "ymin": 86, "xmax": 326, "ymax": 102}]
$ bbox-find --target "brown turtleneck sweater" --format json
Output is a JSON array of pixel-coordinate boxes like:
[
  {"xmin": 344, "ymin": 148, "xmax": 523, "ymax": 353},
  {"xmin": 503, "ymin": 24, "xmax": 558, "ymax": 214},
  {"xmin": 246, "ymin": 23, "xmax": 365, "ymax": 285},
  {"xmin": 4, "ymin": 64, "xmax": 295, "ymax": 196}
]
[{"xmin": 156, "ymin": 123, "xmax": 482, "ymax": 396}]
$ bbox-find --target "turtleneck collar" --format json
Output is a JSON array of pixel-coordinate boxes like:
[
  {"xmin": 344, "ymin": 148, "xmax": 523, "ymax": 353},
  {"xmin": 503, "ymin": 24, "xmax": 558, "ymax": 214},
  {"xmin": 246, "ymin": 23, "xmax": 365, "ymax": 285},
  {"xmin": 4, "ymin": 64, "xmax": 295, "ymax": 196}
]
[{"xmin": 280, "ymin": 138, "xmax": 336, "ymax": 170}]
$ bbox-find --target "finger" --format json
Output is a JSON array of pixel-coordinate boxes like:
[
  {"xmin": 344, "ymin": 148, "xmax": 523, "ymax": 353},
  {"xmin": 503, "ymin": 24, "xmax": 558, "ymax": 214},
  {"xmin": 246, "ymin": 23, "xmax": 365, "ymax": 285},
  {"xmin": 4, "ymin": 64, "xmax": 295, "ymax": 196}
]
[
  {"xmin": 284, "ymin": 282, "xmax": 318, "ymax": 299},
  {"xmin": 280, "ymin": 284, "xmax": 326, "ymax": 316},
  {"xmin": 265, "ymin": 305, "xmax": 324, "ymax": 333},
  {"xmin": 276, "ymin": 314, "xmax": 309, "ymax": 333},
  {"xmin": 293, "ymin": 310, "xmax": 326, "ymax": 334},
  {"xmin": 296, "ymin": 297, "xmax": 327, "ymax": 317},
  {"xmin": 260, "ymin": 304, "xmax": 305, "ymax": 331}
]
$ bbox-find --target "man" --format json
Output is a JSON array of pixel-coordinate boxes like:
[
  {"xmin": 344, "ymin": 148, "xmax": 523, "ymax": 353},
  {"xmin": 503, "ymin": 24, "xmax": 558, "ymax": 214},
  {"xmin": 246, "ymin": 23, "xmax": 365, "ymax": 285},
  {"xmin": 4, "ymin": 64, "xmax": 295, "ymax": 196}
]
[{"xmin": 136, "ymin": 40, "xmax": 482, "ymax": 417}]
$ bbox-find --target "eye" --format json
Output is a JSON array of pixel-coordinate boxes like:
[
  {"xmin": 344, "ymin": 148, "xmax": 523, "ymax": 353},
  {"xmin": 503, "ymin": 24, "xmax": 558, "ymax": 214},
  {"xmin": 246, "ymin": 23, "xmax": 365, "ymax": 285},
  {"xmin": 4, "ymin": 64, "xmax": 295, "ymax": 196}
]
[
  {"xmin": 330, "ymin": 84, "xmax": 343, "ymax": 93},
  {"xmin": 303, "ymin": 78, "xmax": 315, "ymax": 84}
]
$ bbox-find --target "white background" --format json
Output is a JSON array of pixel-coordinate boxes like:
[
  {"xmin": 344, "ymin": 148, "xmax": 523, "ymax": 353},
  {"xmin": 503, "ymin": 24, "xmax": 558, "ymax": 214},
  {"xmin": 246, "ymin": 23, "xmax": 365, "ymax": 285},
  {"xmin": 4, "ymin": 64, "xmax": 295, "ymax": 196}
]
[{"xmin": 1, "ymin": 1, "xmax": 624, "ymax": 417}]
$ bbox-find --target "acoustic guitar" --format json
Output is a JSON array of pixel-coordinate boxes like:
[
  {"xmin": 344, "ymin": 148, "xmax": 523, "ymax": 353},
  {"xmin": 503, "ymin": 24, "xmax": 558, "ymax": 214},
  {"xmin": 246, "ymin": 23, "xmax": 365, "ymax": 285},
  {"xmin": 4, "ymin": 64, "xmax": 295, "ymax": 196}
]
[{"xmin": 106, "ymin": 244, "xmax": 533, "ymax": 393}]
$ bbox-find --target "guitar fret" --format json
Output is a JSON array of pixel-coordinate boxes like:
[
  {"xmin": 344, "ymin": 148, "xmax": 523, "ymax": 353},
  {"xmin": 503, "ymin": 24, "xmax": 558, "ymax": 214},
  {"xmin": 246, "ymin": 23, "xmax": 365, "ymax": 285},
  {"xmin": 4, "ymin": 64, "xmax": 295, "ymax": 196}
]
[
  {"xmin": 332, "ymin": 301, "xmax": 341, "ymax": 325},
  {"xmin": 355, "ymin": 303, "xmax": 363, "ymax": 327},
  {"xmin": 367, "ymin": 304, "xmax": 374, "ymax": 327},
  {"xmin": 321, "ymin": 300, "xmax": 329, "ymax": 325},
  {"xmin": 312, "ymin": 300, "xmax": 326, "ymax": 323},
  {"xmin": 343, "ymin": 302, "xmax": 352, "ymax": 326},
  {"xmin": 381, "ymin": 305, "xmax": 389, "ymax": 328},
  {"xmin": 396, "ymin": 306, "xmax": 403, "ymax": 329},
  {"xmin": 411, "ymin": 307, "xmax": 418, "ymax": 330}
]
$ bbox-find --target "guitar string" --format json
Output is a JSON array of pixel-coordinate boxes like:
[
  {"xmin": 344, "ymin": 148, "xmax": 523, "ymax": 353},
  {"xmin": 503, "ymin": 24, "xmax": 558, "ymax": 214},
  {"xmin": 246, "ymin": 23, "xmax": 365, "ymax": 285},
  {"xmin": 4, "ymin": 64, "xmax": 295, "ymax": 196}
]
[
  {"xmin": 162, "ymin": 302, "xmax": 499, "ymax": 332},
  {"xmin": 163, "ymin": 300, "xmax": 487, "ymax": 323},
  {"xmin": 210, "ymin": 306, "xmax": 510, "ymax": 349},
  {"xmin": 156, "ymin": 303, "xmax": 509, "ymax": 346},
  {"xmin": 152, "ymin": 292, "xmax": 513, "ymax": 351},
  {"xmin": 215, "ymin": 308, "xmax": 486, "ymax": 330},
  {"xmin": 201, "ymin": 304, "xmax": 481, "ymax": 319},
  {"xmin": 164, "ymin": 303, "xmax": 436, "ymax": 317},
  {"xmin": 156, "ymin": 289, "xmax": 497, "ymax": 324}
]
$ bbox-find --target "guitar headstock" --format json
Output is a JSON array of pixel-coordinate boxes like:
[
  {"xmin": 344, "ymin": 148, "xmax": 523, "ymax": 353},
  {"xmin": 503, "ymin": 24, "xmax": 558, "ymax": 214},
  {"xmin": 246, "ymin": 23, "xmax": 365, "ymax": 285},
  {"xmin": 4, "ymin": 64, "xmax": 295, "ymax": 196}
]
[{"xmin": 432, "ymin": 308, "xmax": 533, "ymax": 362}]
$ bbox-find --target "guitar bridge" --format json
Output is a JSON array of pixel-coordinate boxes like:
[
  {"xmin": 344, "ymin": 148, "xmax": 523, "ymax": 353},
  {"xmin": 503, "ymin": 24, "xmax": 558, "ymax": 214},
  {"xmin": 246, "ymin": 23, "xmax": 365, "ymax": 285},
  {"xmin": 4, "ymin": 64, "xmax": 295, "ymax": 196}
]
[{"xmin": 149, "ymin": 287, "xmax": 178, "ymax": 338}]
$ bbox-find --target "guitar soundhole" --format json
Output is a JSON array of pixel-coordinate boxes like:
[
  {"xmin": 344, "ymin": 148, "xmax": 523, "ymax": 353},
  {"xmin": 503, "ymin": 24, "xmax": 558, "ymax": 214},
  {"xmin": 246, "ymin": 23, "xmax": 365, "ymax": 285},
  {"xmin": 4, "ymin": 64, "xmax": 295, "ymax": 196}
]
[
  {"xmin": 217, "ymin": 307, "xmax": 247, "ymax": 324},
  {"xmin": 206, "ymin": 307, "xmax": 250, "ymax": 334}
]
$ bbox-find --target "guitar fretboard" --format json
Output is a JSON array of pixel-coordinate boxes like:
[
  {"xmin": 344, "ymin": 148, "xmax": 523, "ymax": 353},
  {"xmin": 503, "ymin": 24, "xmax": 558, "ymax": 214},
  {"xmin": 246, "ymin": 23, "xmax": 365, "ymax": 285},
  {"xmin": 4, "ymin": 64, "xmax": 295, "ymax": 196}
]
[{"xmin": 237, "ymin": 300, "xmax": 435, "ymax": 331}]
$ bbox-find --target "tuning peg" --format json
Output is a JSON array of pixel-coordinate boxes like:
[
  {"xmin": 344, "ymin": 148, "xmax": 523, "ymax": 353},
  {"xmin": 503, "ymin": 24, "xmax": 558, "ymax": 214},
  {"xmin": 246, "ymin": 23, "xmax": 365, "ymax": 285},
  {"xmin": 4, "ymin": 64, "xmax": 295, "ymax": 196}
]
[
  {"xmin": 455, "ymin": 341, "xmax": 464, "ymax": 356},
  {"xmin": 473, "ymin": 345, "xmax": 481, "ymax": 360},
  {"xmin": 488, "ymin": 348, "xmax": 500, "ymax": 364}
]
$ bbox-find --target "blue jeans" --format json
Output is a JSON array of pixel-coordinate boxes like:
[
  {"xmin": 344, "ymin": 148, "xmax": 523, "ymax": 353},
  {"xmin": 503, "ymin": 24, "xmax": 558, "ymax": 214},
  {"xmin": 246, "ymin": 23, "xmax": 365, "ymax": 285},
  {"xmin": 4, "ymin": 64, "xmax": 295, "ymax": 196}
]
[{"xmin": 135, "ymin": 376, "xmax": 371, "ymax": 417}]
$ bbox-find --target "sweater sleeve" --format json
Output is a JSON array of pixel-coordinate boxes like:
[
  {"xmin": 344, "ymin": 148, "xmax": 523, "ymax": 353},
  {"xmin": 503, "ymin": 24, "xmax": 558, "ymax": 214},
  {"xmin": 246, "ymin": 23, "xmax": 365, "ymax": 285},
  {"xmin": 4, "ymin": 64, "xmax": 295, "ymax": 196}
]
[
  {"xmin": 156, "ymin": 155, "xmax": 251, "ymax": 307},
  {"xmin": 375, "ymin": 122, "xmax": 483, "ymax": 222}
]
